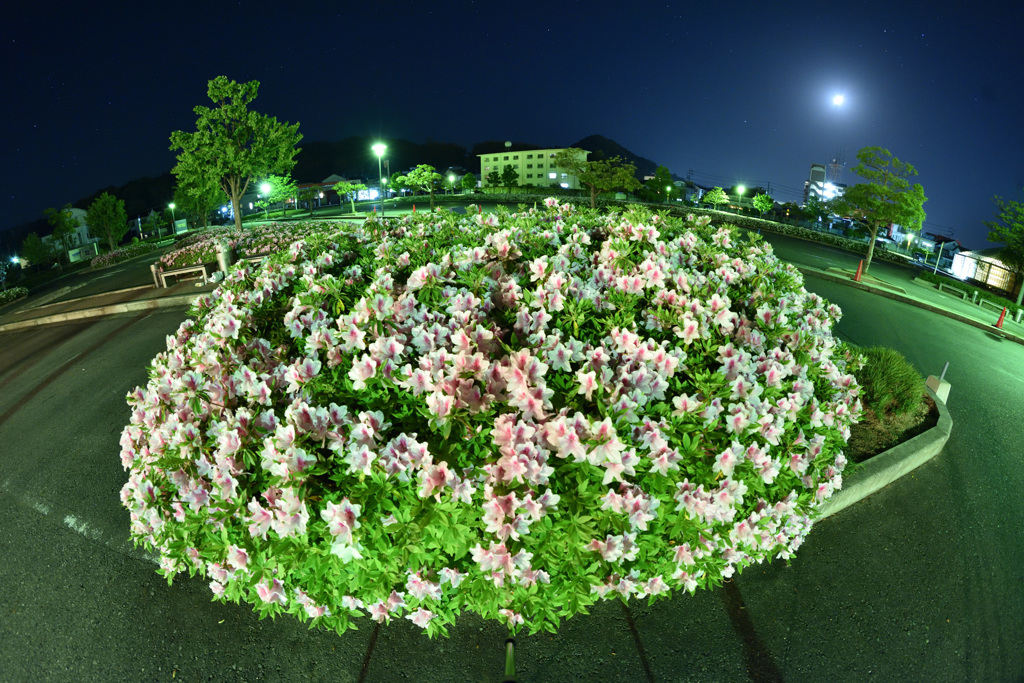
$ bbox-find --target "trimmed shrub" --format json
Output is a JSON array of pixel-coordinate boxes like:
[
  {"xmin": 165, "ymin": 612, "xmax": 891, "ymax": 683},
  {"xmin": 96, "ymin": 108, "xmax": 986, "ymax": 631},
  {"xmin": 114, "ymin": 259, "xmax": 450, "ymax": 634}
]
[{"xmin": 854, "ymin": 347, "xmax": 924, "ymax": 416}]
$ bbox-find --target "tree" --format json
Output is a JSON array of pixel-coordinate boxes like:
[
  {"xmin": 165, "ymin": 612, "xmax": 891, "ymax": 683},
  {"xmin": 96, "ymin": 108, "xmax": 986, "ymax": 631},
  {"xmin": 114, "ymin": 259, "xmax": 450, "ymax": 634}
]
[
  {"xmin": 553, "ymin": 148, "xmax": 641, "ymax": 209},
  {"xmin": 333, "ymin": 180, "xmax": 368, "ymax": 214},
  {"xmin": 752, "ymin": 193, "xmax": 774, "ymax": 218},
  {"xmin": 833, "ymin": 147, "xmax": 927, "ymax": 273},
  {"xmin": 86, "ymin": 192, "xmax": 129, "ymax": 251},
  {"xmin": 142, "ymin": 211, "xmax": 164, "ymax": 239},
  {"xmin": 460, "ymin": 173, "xmax": 477, "ymax": 192},
  {"xmin": 21, "ymin": 232, "xmax": 55, "ymax": 269},
  {"xmin": 804, "ymin": 194, "xmax": 835, "ymax": 226},
  {"xmin": 984, "ymin": 190, "xmax": 1024, "ymax": 305},
  {"xmin": 298, "ymin": 186, "xmax": 321, "ymax": 216},
  {"xmin": 641, "ymin": 166, "xmax": 675, "ymax": 203},
  {"xmin": 44, "ymin": 204, "xmax": 78, "ymax": 262},
  {"xmin": 174, "ymin": 173, "xmax": 226, "ymax": 229},
  {"xmin": 500, "ymin": 164, "xmax": 519, "ymax": 193},
  {"xmin": 170, "ymin": 76, "xmax": 302, "ymax": 231},
  {"xmin": 402, "ymin": 164, "xmax": 444, "ymax": 209},
  {"xmin": 485, "ymin": 170, "xmax": 500, "ymax": 188},
  {"xmin": 703, "ymin": 187, "xmax": 729, "ymax": 210}
]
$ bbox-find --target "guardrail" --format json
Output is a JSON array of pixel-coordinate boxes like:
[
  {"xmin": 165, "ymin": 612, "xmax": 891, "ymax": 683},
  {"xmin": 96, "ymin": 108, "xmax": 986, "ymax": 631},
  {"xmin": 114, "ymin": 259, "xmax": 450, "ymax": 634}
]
[{"xmin": 936, "ymin": 282, "xmax": 968, "ymax": 300}]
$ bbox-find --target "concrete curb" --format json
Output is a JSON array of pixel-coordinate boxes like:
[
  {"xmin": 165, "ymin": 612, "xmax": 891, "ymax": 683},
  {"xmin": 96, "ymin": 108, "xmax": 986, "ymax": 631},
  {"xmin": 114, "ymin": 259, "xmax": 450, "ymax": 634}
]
[
  {"xmin": 797, "ymin": 266, "xmax": 1024, "ymax": 346},
  {"xmin": 816, "ymin": 385, "xmax": 952, "ymax": 519},
  {"xmin": 0, "ymin": 291, "xmax": 204, "ymax": 333}
]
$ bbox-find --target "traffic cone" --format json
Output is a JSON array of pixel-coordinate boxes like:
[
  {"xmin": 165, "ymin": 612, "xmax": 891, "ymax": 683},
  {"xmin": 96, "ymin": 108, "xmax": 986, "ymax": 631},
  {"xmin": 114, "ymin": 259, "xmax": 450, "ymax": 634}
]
[
  {"xmin": 413, "ymin": 204, "xmax": 416, "ymax": 213},
  {"xmin": 853, "ymin": 260, "xmax": 863, "ymax": 282},
  {"xmin": 996, "ymin": 307, "xmax": 1007, "ymax": 328}
]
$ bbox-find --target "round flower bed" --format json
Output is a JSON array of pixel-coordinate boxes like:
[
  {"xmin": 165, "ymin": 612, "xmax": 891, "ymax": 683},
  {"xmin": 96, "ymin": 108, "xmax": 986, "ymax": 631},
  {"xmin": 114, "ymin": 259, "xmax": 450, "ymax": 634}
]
[{"xmin": 120, "ymin": 201, "xmax": 861, "ymax": 637}]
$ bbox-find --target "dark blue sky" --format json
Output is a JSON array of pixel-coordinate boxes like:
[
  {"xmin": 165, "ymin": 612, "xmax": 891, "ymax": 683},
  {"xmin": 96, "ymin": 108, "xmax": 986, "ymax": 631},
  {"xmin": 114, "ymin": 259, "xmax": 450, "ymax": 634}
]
[{"xmin": 3, "ymin": 0, "xmax": 1022, "ymax": 248}]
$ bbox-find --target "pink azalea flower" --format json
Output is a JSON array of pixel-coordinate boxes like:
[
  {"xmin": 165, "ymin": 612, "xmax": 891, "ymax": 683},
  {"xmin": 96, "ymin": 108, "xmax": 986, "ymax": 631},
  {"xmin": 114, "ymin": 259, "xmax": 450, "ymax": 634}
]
[
  {"xmin": 256, "ymin": 578, "xmax": 287, "ymax": 605},
  {"xmin": 406, "ymin": 608, "xmax": 435, "ymax": 629}
]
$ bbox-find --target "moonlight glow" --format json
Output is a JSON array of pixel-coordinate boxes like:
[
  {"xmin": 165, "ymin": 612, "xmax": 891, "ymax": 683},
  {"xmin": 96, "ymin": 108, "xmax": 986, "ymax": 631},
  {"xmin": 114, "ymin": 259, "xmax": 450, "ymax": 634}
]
[{"xmin": 832, "ymin": 94, "xmax": 845, "ymax": 106}]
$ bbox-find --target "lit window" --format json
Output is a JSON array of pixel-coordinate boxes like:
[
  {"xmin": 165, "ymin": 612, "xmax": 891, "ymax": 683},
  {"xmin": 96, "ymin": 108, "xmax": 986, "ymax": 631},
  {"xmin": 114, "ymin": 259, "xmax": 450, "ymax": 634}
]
[
  {"xmin": 561, "ymin": 173, "xmax": 568, "ymax": 179},
  {"xmin": 549, "ymin": 172, "xmax": 557, "ymax": 179}
]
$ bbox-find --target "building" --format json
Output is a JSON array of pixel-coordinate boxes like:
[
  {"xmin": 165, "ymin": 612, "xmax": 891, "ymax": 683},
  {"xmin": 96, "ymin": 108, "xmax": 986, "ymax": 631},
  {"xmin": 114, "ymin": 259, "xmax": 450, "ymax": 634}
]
[
  {"xmin": 802, "ymin": 163, "xmax": 846, "ymax": 206},
  {"xmin": 42, "ymin": 207, "xmax": 101, "ymax": 263},
  {"xmin": 477, "ymin": 148, "xmax": 588, "ymax": 189},
  {"xmin": 951, "ymin": 248, "xmax": 1021, "ymax": 298}
]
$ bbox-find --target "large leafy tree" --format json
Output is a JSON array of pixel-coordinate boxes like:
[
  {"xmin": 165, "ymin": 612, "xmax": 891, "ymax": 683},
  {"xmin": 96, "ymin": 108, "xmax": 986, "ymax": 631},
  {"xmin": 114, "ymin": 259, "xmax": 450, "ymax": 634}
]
[
  {"xmin": 333, "ymin": 180, "xmax": 367, "ymax": 214},
  {"xmin": 553, "ymin": 148, "xmax": 641, "ymax": 208},
  {"xmin": 86, "ymin": 192, "xmax": 129, "ymax": 251},
  {"xmin": 170, "ymin": 76, "xmax": 302, "ymax": 231},
  {"xmin": 833, "ymin": 146, "xmax": 927, "ymax": 273},
  {"xmin": 485, "ymin": 170, "xmax": 500, "ymax": 188},
  {"xmin": 399, "ymin": 164, "xmax": 444, "ymax": 209},
  {"xmin": 460, "ymin": 173, "xmax": 477, "ymax": 192},
  {"xmin": 44, "ymin": 204, "xmax": 78, "ymax": 262},
  {"xmin": 985, "ymin": 190, "xmax": 1024, "ymax": 305}
]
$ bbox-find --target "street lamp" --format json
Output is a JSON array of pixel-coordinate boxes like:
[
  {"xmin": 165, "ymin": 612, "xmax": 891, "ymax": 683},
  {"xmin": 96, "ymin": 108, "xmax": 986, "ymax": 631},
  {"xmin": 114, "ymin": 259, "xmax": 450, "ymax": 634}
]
[
  {"xmin": 449, "ymin": 174, "xmax": 455, "ymax": 195},
  {"xmin": 168, "ymin": 203, "xmax": 176, "ymax": 238},
  {"xmin": 665, "ymin": 185, "xmax": 672, "ymax": 204},
  {"xmin": 736, "ymin": 185, "xmax": 745, "ymax": 211},
  {"xmin": 372, "ymin": 142, "xmax": 387, "ymax": 217}
]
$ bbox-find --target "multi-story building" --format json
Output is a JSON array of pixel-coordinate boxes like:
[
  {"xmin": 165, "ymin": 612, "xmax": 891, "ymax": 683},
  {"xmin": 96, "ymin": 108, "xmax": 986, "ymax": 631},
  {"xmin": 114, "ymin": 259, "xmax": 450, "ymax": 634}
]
[{"xmin": 478, "ymin": 148, "xmax": 588, "ymax": 189}]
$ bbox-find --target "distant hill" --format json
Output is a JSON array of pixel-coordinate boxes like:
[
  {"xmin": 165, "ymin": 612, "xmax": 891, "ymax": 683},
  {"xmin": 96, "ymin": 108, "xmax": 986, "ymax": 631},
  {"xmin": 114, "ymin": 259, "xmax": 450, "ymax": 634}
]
[{"xmin": 569, "ymin": 135, "xmax": 659, "ymax": 179}]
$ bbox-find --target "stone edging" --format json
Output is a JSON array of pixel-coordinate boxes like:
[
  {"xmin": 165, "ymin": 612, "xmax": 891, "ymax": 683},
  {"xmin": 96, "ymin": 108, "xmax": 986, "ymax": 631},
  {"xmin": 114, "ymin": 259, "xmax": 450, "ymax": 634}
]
[{"xmin": 816, "ymin": 385, "xmax": 952, "ymax": 519}]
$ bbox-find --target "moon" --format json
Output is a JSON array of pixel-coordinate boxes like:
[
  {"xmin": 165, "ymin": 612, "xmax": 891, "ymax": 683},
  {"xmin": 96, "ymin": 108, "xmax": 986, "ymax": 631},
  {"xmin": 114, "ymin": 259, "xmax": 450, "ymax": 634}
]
[{"xmin": 832, "ymin": 94, "xmax": 845, "ymax": 106}]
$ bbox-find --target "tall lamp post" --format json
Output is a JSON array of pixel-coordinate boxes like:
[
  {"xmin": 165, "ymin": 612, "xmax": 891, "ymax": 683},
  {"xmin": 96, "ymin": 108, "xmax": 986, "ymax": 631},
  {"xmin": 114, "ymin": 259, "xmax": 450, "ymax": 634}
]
[
  {"xmin": 168, "ymin": 203, "xmax": 176, "ymax": 238},
  {"xmin": 665, "ymin": 185, "xmax": 672, "ymax": 204},
  {"xmin": 449, "ymin": 174, "xmax": 456, "ymax": 195},
  {"xmin": 372, "ymin": 142, "xmax": 387, "ymax": 218},
  {"xmin": 735, "ymin": 185, "xmax": 745, "ymax": 213}
]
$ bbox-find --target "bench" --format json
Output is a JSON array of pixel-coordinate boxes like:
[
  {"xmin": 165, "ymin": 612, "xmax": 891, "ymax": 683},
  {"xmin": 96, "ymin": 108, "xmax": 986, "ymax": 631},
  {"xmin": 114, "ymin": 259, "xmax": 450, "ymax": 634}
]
[
  {"xmin": 159, "ymin": 263, "xmax": 214, "ymax": 288},
  {"xmin": 977, "ymin": 297, "xmax": 1007, "ymax": 314},
  {"xmin": 936, "ymin": 282, "xmax": 968, "ymax": 300}
]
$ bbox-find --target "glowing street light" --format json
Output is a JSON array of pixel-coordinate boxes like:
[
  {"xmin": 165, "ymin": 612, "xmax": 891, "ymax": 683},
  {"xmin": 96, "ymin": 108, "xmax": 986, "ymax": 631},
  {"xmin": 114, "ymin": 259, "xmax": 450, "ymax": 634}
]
[
  {"xmin": 449, "ymin": 174, "xmax": 456, "ymax": 195},
  {"xmin": 832, "ymin": 93, "xmax": 845, "ymax": 107},
  {"xmin": 665, "ymin": 185, "xmax": 672, "ymax": 204},
  {"xmin": 736, "ymin": 185, "xmax": 745, "ymax": 210},
  {"xmin": 372, "ymin": 142, "xmax": 387, "ymax": 217},
  {"xmin": 168, "ymin": 202, "xmax": 176, "ymax": 238}
]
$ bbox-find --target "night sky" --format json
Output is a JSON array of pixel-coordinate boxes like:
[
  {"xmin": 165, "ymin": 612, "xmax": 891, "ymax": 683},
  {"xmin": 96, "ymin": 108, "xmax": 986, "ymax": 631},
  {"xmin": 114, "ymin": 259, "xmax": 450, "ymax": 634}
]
[{"xmin": 3, "ymin": 1, "xmax": 1022, "ymax": 249}]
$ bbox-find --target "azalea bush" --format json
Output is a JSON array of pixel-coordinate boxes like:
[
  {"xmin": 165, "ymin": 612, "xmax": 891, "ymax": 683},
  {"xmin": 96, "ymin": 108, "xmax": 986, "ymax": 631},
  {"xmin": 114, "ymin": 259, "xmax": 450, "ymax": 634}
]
[
  {"xmin": 158, "ymin": 222, "xmax": 342, "ymax": 271},
  {"xmin": 120, "ymin": 201, "xmax": 862, "ymax": 638},
  {"xmin": 91, "ymin": 242, "xmax": 158, "ymax": 269},
  {"xmin": 0, "ymin": 286, "xmax": 28, "ymax": 306}
]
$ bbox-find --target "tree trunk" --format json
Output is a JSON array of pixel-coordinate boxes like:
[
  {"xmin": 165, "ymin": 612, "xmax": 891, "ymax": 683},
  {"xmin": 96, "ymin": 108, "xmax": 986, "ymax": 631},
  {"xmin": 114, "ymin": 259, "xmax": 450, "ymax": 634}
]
[
  {"xmin": 589, "ymin": 185, "xmax": 597, "ymax": 209},
  {"xmin": 864, "ymin": 225, "xmax": 878, "ymax": 272}
]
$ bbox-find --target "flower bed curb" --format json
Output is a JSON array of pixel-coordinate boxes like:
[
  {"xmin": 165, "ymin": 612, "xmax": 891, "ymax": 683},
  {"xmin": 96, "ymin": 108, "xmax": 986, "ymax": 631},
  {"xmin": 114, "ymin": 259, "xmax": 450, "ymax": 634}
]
[{"xmin": 816, "ymin": 385, "xmax": 951, "ymax": 519}]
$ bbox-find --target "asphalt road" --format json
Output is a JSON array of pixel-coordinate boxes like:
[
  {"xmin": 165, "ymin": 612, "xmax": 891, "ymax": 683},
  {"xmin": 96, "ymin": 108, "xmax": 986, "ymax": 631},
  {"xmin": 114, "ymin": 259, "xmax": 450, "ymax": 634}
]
[{"xmin": 0, "ymin": 272, "xmax": 1021, "ymax": 681}]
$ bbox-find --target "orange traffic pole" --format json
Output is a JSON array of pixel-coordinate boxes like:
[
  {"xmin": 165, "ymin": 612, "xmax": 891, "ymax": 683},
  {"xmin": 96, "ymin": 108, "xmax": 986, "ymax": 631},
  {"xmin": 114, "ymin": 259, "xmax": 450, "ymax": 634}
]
[
  {"xmin": 413, "ymin": 204, "xmax": 416, "ymax": 213},
  {"xmin": 996, "ymin": 307, "xmax": 1007, "ymax": 328},
  {"xmin": 853, "ymin": 260, "xmax": 864, "ymax": 282}
]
